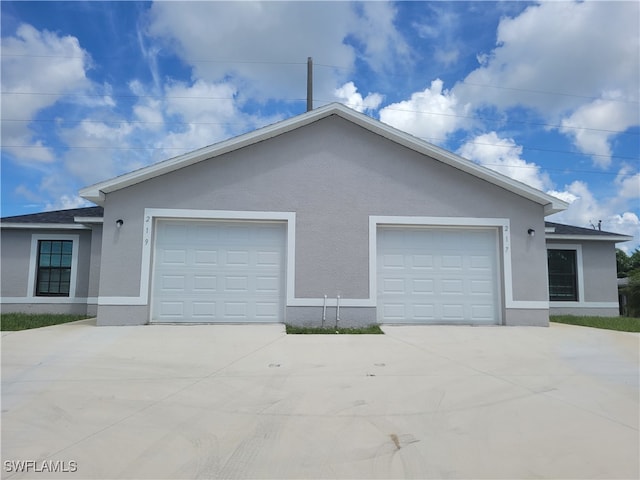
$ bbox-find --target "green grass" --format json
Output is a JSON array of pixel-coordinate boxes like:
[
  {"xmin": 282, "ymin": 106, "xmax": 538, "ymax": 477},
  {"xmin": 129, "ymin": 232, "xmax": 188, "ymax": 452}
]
[
  {"xmin": 550, "ymin": 315, "xmax": 640, "ymax": 332},
  {"xmin": 286, "ymin": 324, "xmax": 384, "ymax": 335},
  {"xmin": 1, "ymin": 313, "xmax": 90, "ymax": 331}
]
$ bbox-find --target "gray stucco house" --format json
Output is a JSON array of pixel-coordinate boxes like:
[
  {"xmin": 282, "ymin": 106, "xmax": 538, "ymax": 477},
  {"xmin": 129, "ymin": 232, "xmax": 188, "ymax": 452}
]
[{"xmin": 1, "ymin": 104, "xmax": 631, "ymax": 326}]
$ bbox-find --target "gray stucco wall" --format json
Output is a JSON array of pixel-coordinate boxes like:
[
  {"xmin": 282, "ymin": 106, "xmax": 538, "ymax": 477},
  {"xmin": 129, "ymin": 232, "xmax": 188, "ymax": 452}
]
[
  {"xmin": 0, "ymin": 227, "xmax": 97, "ymax": 316},
  {"xmin": 1, "ymin": 229, "xmax": 32, "ymax": 298},
  {"xmin": 96, "ymin": 115, "xmax": 551, "ymax": 326},
  {"xmin": 547, "ymin": 239, "xmax": 620, "ymax": 317}
]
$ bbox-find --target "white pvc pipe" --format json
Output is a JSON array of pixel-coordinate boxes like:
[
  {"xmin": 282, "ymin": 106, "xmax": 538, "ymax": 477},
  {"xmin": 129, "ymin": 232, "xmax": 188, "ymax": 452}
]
[{"xmin": 322, "ymin": 294, "xmax": 327, "ymax": 327}]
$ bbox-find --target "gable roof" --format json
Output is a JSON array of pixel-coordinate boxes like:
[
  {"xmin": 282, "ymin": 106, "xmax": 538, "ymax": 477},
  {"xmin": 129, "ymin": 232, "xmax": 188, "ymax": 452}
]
[
  {"xmin": 79, "ymin": 102, "xmax": 568, "ymax": 215},
  {"xmin": 545, "ymin": 221, "xmax": 633, "ymax": 242},
  {"xmin": 0, "ymin": 206, "xmax": 103, "ymax": 229}
]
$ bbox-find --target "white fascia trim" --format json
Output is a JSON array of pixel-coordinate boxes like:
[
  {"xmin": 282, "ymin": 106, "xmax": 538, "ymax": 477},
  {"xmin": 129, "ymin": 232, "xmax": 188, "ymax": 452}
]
[
  {"xmin": 546, "ymin": 234, "xmax": 633, "ymax": 242},
  {"xmin": 1, "ymin": 223, "xmax": 90, "ymax": 230},
  {"xmin": 74, "ymin": 216, "xmax": 104, "ymax": 224},
  {"xmin": 97, "ymin": 209, "xmax": 298, "ymax": 307},
  {"xmin": 550, "ymin": 301, "xmax": 619, "ymax": 309},
  {"xmin": 25, "ymin": 233, "xmax": 80, "ymax": 301},
  {"xmin": 79, "ymin": 103, "xmax": 568, "ymax": 213},
  {"xmin": 547, "ymin": 243, "xmax": 585, "ymax": 304},
  {"xmin": 2, "ymin": 297, "xmax": 97, "ymax": 304}
]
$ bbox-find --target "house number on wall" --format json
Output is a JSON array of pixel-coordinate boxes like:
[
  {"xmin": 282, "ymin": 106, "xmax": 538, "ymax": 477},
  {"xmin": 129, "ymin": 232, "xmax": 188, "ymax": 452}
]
[
  {"xmin": 144, "ymin": 215, "xmax": 151, "ymax": 247},
  {"xmin": 504, "ymin": 225, "xmax": 510, "ymax": 253}
]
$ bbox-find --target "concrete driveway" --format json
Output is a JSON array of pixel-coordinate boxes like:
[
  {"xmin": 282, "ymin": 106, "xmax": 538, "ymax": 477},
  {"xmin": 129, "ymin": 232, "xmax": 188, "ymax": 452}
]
[{"xmin": 2, "ymin": 321, "xmax": 638, "ymax": 479}]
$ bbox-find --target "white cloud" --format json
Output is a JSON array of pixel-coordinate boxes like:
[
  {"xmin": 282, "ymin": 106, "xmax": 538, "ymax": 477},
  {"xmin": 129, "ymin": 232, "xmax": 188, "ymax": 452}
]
[
  {"xmin": 451, "ymin": 1, "xmax": 639, "ymax": 160},
  {"xmin": 457, "ymin": 132, "xmax": 551, "ymax": 191},
  {"xmin": 560, "ymin": 94, "xmax": 639, "ymax": 167},
  {"xmin": 334, "ymin": 82, "xmax": 383, "ymax": 113},
  {"xmin": 45, "ymin": 194, "xmax": 90, "ymax": 212},
  {"xmin": 379, "ymin": 79, "xmax": 470, "ymax": 143},
  {"xmin": 1, "ymin": 24, "xmax": 91, "ymax": 163},
  {"xmin": 412, "ymin": 5, "xmax": 460, "ymax": 68},
  {"xmin": 147, "ymin": 2, "xmax": 356, "ymax": 103},
  {"xmin": 159, "ymin": 79, "xmax": 246, "ymax": 155},
  {"xmin": 455, "ymin": 2, "xmax": 639, "ymax": 114},
  {"xmin": 547, "ymin": 180, "xmax": 639, "ymax": 250},
  {"xmin": 615, "ymin": 171, "xmax": 640, "ymax": 200},
  {"xmin": 348, "ymin": 2, "xmax": 411, "ymax": 72}
]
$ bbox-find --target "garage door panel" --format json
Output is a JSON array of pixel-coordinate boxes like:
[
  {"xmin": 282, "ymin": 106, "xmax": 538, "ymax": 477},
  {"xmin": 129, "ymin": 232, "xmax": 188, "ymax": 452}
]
[
  {"xmin": 224, "ymin": 302, "xmax": 248, "ymax": 318},
  {"xmin": 152, "ymin": 220, "xmax": 285, "ymax": 323},
  {"xmin": 255, "ymin": 302, "xmax": 279, "ymax": 318},
  {"xmin": 413, "ymin": 304, "xmax": 435, "ymax": 319},
  {"xmin": 160, "ymin": 275, "xmax": 185, "ymax": 291},
  {"xmin": 412, "ymin": 255, "xmax": 433, "ymax": 269},
  {"xmin": 162, "ymin": 249, "xmax": 187, "ymax": 265},
  {"xmin": 441, "ymin": 304, "xmax": 465, "ymax": 320},
  {"xmin": 471, "ymin": 279, "xmax": 492, "ymax": 294},
  {"xmin": 256, "ymin": 276, "xmax": 279, "ymax": 293},
  {"xmin": 441, "ymin": 255, "xmax": 463, "ymax": 269},
  {"xmin": 192, "ymin": 302, "xmax": 216, "ymax": 317},
  {"xmin": 257, "ymin": 250, "xmax": 280, "ymax": 266},
  {"xmin": 194, "ymin": 249, "xmax": 218, "ymax": 265},
  {"xmin": 193, "ymin": 275, "xmax": 216, "ymax": 291},
  {"xmin": 226, "ymin": 250, "xmax": 250, "ymax": 266},
  {"xmin": 412, "ymin": 279, "xmax": 434, "ymax": 294},
  {"xmin": 158, "ymin": 301, "xmax": 184, "ymax": 317},
  {"xmin": 378, "ymin": 227, "xmax": 499, "ymax": 324},
  {"xmin": 471, "ymin": 305, "xmax": 494, "ymax": 320}
]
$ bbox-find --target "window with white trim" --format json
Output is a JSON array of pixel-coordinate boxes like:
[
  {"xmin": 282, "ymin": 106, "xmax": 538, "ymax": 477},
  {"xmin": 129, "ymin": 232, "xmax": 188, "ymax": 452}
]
[
  {"xmin": 547, "ymin": 249, "xmax": 578, "ymax": 301},
  {"xmin": 36, "ymin": 240, "xmax": 73, "ymax": 296},
  {"xmin": 27, "ymin": 233, "xmax": 80, "ymax": 300}
]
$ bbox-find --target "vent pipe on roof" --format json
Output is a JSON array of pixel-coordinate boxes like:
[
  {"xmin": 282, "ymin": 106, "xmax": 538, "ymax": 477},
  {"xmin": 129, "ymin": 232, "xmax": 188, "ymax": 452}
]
[{"xmin": 307, "ymin": 57, "xmax": 313, "ymax": 112}]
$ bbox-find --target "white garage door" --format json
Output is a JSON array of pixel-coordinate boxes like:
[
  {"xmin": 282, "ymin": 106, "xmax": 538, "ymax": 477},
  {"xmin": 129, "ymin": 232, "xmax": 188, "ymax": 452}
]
[
  {"xmin": 152, "ymin": 220, "xmax": 286, "ymax": 323},
  {"xmin": 377, "ymin": 227, "xmax": 500, "ymax": 324}
]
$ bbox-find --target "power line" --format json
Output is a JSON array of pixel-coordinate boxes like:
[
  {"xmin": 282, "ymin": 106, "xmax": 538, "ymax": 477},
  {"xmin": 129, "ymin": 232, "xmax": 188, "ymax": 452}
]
[
  {"xmin": 3, "ymin": 51, "xmax": 639, "ymax": 104},
  {"xmin": 2, "ymin": 92, "xmax": 638, "ymax": 137},
  {"xmin": 4, "ymin": 138, "xmax": 638, "ymax": 163}
]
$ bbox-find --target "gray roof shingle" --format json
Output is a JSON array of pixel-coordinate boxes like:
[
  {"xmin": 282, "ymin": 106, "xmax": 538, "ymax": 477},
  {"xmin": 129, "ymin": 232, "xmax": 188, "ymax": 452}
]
[
  {"xmin": 545, "ymin": 221, "xmax": 629, "ymax": 238},
  {"xmin": 1, "ymin": 206, "xmax": 104, "ymax": 224}
]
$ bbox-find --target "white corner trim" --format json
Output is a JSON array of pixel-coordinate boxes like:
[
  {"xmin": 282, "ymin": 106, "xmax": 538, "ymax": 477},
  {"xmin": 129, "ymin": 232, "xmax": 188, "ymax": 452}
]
[
  {"xmin": 547, "ymin": 243, "xmax": 585, "ymax": 304},
  {"xmin": 25, "ymin": 233, "xmax": 80, "ymax": 301}
]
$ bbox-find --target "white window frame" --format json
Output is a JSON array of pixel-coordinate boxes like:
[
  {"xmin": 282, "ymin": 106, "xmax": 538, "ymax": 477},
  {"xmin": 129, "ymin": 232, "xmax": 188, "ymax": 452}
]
[
  {"xmin": 547, "ymin": 244, "xmax": 585, "ymax": 306},
  {"xmin": 27, "ymin": 233, "xmax": 80, "ymax": 302}
]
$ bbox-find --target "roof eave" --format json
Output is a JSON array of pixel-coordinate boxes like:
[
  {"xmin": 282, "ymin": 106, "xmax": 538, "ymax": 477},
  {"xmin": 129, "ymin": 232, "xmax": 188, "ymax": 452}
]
[
  {"xmin": 546, "ymin": 233, "xmax": 634, "ymax": 242},
  {"xmin": 78, "ymin": 103, "xmax": 570, "ymax": 212},
  {"xmin": 74, "ymin": 216, "xmax": 104, "ymax": 224},
  {"xmin": 0, "ymin": 222, "xmax": 92, "ymax": 230}
]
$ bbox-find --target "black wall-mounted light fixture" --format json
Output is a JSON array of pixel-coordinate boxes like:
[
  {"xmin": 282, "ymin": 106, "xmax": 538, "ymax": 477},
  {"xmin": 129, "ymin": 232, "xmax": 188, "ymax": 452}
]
[
  {"xmin": 116, "ymin": 219, "xmax": 124, "ymax": 228},
  {"xmin": 527, "ymin": 228, "xmax": 535, "ymax": 237}
]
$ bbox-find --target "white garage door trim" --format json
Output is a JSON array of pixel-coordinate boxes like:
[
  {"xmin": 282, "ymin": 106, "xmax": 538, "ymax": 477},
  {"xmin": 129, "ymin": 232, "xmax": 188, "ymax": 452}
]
[
  {"xmin": 151, "ymin": 218, "xmax": 287, "ymax": 323},
  {"xmin": 370, "ymin": 216, "xmax": 508, "ymax": 324}
]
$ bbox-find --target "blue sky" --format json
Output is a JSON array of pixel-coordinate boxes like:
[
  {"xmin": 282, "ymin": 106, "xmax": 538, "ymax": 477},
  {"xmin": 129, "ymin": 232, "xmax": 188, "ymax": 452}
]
[{"xmin": 1, "ymin": 1, "xmax": 639, "ymax": 250}]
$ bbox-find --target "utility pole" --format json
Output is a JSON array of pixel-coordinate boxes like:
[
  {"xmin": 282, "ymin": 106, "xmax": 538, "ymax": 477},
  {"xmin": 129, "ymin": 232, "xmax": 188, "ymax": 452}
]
[{"xmin": 307, "ymin": 57, "xmax": 313, "ymax": 112}]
